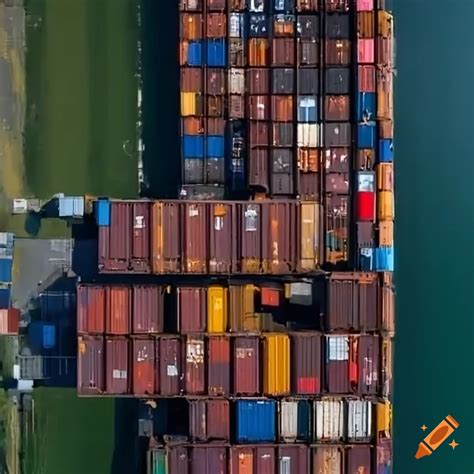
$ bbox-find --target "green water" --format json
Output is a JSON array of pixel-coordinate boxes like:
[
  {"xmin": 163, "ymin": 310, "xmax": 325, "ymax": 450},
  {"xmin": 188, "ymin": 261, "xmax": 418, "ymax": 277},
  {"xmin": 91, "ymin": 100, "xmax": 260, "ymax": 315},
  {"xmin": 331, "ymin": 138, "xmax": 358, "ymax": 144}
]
[{"xmin": 394, "ymin": 3, "xmax": 474, "ymax": 473}]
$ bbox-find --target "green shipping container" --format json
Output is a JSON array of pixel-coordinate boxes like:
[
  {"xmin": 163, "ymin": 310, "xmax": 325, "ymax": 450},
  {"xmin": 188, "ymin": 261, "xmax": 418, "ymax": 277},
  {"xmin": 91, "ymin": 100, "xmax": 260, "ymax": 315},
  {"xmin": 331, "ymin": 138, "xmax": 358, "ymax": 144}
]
[{"xmin": 148, "ymin": 449, "xmax": 166, "ymax": 474}]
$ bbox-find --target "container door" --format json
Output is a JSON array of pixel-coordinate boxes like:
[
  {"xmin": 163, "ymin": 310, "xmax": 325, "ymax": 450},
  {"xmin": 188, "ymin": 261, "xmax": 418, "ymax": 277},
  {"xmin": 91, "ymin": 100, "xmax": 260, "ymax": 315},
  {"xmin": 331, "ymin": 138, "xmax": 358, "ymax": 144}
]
[{"xmin": 279, "ymin": 456, "xmax": 291, "ymax": 474}]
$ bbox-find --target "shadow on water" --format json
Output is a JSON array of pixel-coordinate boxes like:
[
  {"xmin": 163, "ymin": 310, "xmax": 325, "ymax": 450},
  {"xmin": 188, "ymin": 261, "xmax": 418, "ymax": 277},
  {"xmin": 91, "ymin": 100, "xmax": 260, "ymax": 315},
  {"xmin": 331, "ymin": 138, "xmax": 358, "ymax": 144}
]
[{"xmin": 141, "ymin": 0, "xmax": 180, "ymax": 198}]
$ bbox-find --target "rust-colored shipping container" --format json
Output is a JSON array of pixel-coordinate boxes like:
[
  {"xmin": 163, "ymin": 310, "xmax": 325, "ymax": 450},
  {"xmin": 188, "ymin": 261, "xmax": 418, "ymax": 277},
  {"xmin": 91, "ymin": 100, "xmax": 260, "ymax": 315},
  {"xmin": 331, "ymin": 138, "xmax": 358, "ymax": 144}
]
[
  {"xmin": 298, "ymin": 39, "xmax": 319, "ymax": 67},
  {"xmin": 77, "ymin": 285, "xmax": 105, "ymax": 334},
  {"xmin": 132, "ymin": 338, "xmax": 155, "ymax": 395},
  {"xmin": 207, "ymin": 96, "xmax": 224, "ymax": 117},
  {"xmin": 183, "ymin": 117, "xmax": 204, "ymax": 135},
  {"xmin": 347, "ymin": 446, "xmax": 371, "ymax": 474},
  {"xmin": 326, "ymin": 171, "xmax": 348, "ymax": 195},
  {"xmin": 209, "ymin": 202, "xmax": 237, "ymax": 274},
  {"xmin": 278, "ymin": 446, "xmax": 309, "ymax": 474},
  {"xmin": 358, "ymin": 65, "xmax": 376, "ymax": 92},
  {"xmin": 208, "ymin": 336, "xmax": 230, "ymax": 396},
  {"xmin": 182, "ymin": 202, "xmax": 208, "ymax": 273},
  {"xmin": 249, "ymin": 95, "xmax": 269, "ymax": 120},
  {"xmin": 131, "ymin": 201, "xmax": 151, "ymax": 272},
  {"xmin": 326, "ymin": 0, "xmax": 350, "ymax": 11},
  {"xmin": 190, "ymin": 446, "xmax": 227, "ymax": 474},
  {"xmin": 229, "ymin": 38, "xmax": 245, "ymax": 67},
  {"xmin": 207, "ymin": 68, "xmax": 225, "ymax": 95},
  {"xmin": 229, "ymin": 285, "xmax": 259, "ymax": 332},
  {"xmin": 297, "ymin": 0, "xmax": 319, "ymax": 11},
  {"xmin": 325, "ymin": 39, "xmax": 351, "ymax": 65},
  {"xmin": 379, "ymin": 119, "xmax": 393, "ymax": 139},
  {"xmin": 229, "ymin": 95, "xmax": 245, "ymax": 118},
  {"xmin": 250, "ymin": 122, "xmax": 269, "ymax": 147},
  {"xmin": 274, "ymin": 16, "xmax": 295, "ymax": 37},
  {"xmin": 377, "ymin": 66, "xmax": 393, "ymax": 93},
  {"xmin": 377, "ymin": 37, "xmax": 393, "ymax": 66},
  {"xmin": 189, "ymin": 399, "xmax": 230, "ymax": 442},
  {"xmin": 151, "ymin": 202, "xmax": 182, "ymax": 273},
  {"xmin": 298, "ymin": 148, "xmax": 319, "ymax": 173},
  {"xmin": 169, "ymin": 446, "xmax": 189, "ymax": 474},
  {"xmin": 298, "ymin": 172, "xmax": 320, "ymax": 201},
  {"xmin": 292, "ymin": 333, "xmax": 322, "ymax": 394},
  {"xmin": 105, "ymin": 337, "xmax": 129, "ymax": 395},
  {"xmin": 357, "ymin": 11, "xmax": 375, "ymax": 38},
  {"xmin": 180, "ymin": 0, "xmax": 202, "ymax": 11},
  {"xmin": 208, "ymin": 0, "xmax": 226, "ymax": 9},
  {"xmin": 185, "ymin": 336, "xmax": 205, "ymax": 395},
  {"xmin": 249, "ymin": 38, "xmax": 268, "ymax": 67},
  {"xmin": 206, "ymin": 13, "xmax": 226, "ymax": 38},
  {"xmin": 249, "ymin": 149, "xmax": 269, "ymax": 192},
  {"xmin": 327, "ymin": 273, "xmax": 378, "ymax": 331},
  {"xmin": 325, "ymin": 148, "xmax": 349, "ymax": 173},
  {"xmin": 378, "ymin": 10, "xmax": 393, "ymax": 38},
  {"xmin": 356, "ymin": 149, "xmax": 375, "ymax": 170},
  {"xmin": 272, "ymin": 38, "xmax": 295, "ymax": 66},
  {"xmin": 233, "ymin": 336, "xmax": 260, "ymax": 395},
  {"xmin": 379, "ymin": 221, "xmax": 393, "ymax": 247},
  {"xmin": 271, "ymin": 96, "xmax": 293, "ymax": 122},
  {"xmin": 325, "ymin": 95, "xmax": 350, "ymax": 121},
  {"xmin": 77, "ymin": 336, "xmax": 105, "ymax": 395},
  {"xmin": 357, "ymin": 335, "xmax": 380, "ymax": 394},
  {"xmin": 181, "ymin": 68, "xmax": 203, "ymax": 92},
  {"xmin": 377, "ymin": 91, "xmax": 393, "ymax": 120},
  {"xmin": 377, "ymin": 163, "xmax": 393, "ymax": 191},
  {"xmin": 381, "ymin": 338, "xmax": 393, "ymax": 398},
  {"xmin": 230, "ymin": 446, "xmax": 276, "ymax": 474},
  {"xmin": 105, "ymin": 286, "xmax": 131, "ymax": 335},
  {"xmin": 312, "ymin": 446, "xmax": 343, "ymax": 473},
  {"xmin": 207, "ymin": 118, "xmax": 225, "ymax": 135},
  {"xmin": 178, "ymin": 287, "xmax": 206, "ymax": 333},
  {"xmin": 238, "ymin": 203, "xmax": 263, "ymax": 273},
  {"xmin": 159, "ymin": 336, "xmax": 182, "ymax": 395},
  {"xmin": 180, "ymin": 13, "xmax": 203, "ymax": 40},
  {"xmin": 247, "ymin": 68, "xmax": 270, "ymax": 94},
  {"xmin": 132, "ymin": 285, "xmax": 164, "ymax": 334},
  {"xmin": 380, "ymin": 280, "xmax": 395, "ymax": 332}
]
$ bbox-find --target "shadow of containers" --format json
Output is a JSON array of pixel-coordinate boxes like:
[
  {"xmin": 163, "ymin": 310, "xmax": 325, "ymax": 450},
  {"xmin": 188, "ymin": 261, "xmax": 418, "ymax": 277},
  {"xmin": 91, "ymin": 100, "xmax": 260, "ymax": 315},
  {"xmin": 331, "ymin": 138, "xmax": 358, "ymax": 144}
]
[{"xmin": 141, "ymin": 0, "xmax": 180, "ymax": 199}]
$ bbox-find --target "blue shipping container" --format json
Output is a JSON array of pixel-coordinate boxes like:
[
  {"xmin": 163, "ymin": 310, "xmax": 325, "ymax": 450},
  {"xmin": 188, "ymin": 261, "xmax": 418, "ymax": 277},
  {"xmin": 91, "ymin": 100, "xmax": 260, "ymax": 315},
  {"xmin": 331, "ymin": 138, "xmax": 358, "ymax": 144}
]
[
  {"xmin": 0, "ymin": 259, "xmax": 12, "ymax": 283},
  {"xmin": 95, "ymin": 199, "xmax": 110, "ymax": 226},
  {"xmin": 206, "ymin": 136, "xmax": 225, "ymax": 158},
  {"xmin": 29, "ymin": 322, "xmax": 56, "ymax": 350},
  {"xmin": 207, "ymin": 39, "xmax": 227, "ymax": 67},
  {"xmin": 357, "ymin": 92, "xmax": 376, "ymax": 121},
  {"xmin": 59, "ymin": 196, "xmax": 85, "ymax": 218},
  {"xmin": 357, "ymin": 122, "xmax": 377, "ymax": 148},
  {"xmin": 274, "ymin": 0, "xmax": 294, "ymax": 11},
  {"xmin": 298, "ymin": 97, "xmax": 318, "ymax": 122},
  {"xmin": 0, "ymin": 287, "xmax": 10, "ymax": 309},
  {"xmin": 188, "ymin": 41, "xmax": 203, "ymax": 67},
  {"xmin": 379, "ymin": 139, "xmax": 394, "ymax": 162},
  {"xmin": 296, "ymin": 400, "xmax": 311, "ymax": 442},
  {"xmin": 359, "ymin": 248, "xmax": 375, "ymax": 271},
  {"xmin": 182, "ymin": 135, "xmax": 205, "ymax": 158},
  {"xmin": 375, "ymin": 246, "xmax": 394, "ymax": 272},
  {"xmin": 235, "ymin": 400, "xmax": 276, "ymax": 443},
  {"xmin": 230, "ymin": 158, "xmax": 245, "ymax": 192}
]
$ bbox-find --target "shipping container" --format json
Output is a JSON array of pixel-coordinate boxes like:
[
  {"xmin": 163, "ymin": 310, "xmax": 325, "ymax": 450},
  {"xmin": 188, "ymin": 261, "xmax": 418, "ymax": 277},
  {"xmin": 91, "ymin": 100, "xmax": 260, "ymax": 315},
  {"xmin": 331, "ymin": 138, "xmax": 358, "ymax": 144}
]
[
  {"xmin": 230, "ymin": 446, "xmax": 276, "ymax": 474},
  {"xmin": 325, "ymin": 40, "xmax": 351, "ymax": 66},
  {"xmin": 279, "ymin": 400, "xmax": 311, "ymax": 443},
  {"xmin": 325, "ymin": 195, "xmax": 348, "ymax": 266},
  {"xmin": 264, "ymin": 334, "xmax": 290, "ymax": 395},
  {"xmin": 185, "ymin": 336, "xmax": 206, "ymax": 394},
  {"xmin": 357, "ymin": 222, "xmax": 374, "ymax": 248},
  {"xmin": 324, "ymin": 123, "xmax": 351, "ymax": 147},
  {"xmin": 208, "ymin": 336, "xmax": 230, "ymax": 396},
  {"xmin": 356, "ymin": 192, "xmax": 375, "ymax": 222},
  {"xmin": 77, "ymin": 285, "xmax": 105, "ymax": 334},
  {"xmin": 380, "ymin": 280, "xmax": 395, "ymax": 332},
  {"xmin": 376, "ymin": 163, "xmax": 393, "ymax": 191},
  {"xmin": 190, "ymin": 446, "xmax": 227, "ymax": 474},
  {"xmin": 347, "ymin": 446, "xmax": 371, "ymax": 474},
  {"xmin": 381, "ymin": 338, "xmax": 393, "ymax": 398},
  {"xmin": 377, "ymin": 191, "xmax": 394, "ymax": 221},
  {"xmin": 357, "ymin": 335, "xmax": 380, "ymax": 394},
  {"xmin": 312, "ymin": 446, "xmax": 343, "ymax": 474},
  {"xmin": 357, "ymin": 11, "xmax": 374, "ymax": 38},
  {"xmin": 0, "ymin": 308, "xmax": 19, "ymax": 335},
  {"xmin": 207, "ymin": 286, "xmax": 228, "ymax": 332},
  {"xmin": 313, "ymin": 398, "xmax": 344, "ymax": 442},
  {"xmin": 377, "ymin": 439, "xmax": 392, "ymax": 473},
  {"xmin": 132, "ymin": 286, "xmax": 164, "ymax": 334},
  {"xmin": 247, "ymin": 68, "xmax": 270, "ymax": 94},
  {"xmin": 325, "ymin": 336, "xmax": 350, "ymax": 393},
  {"xmin": 233, "ymin": 336, "xmax": 260, "ymax": 395},
  {"xmin": 249, "ymin": 149, "xmax": 269, "ymax": 192},
  {"xmin": 347, "ymin": 399, "xmax": 373, "ymax": 442},
  {"xmin": 377, "ymin": 401, "xmax": 392, "ymax": 438},
  {"xmin": 178, "ymin": 287, "xmax": 207, "ymax": 333},
  {"xmin": 131, "ymin": 201, "xmax": 151, "ymax": 272},
  {"xmin": 105, "ymin": 337, "xmax": 129, "ymax": 395},
  {"xmin": 325, "ymin": 68, "xmax": 350, "ymax": 94},
  {"xmin": 189, "ymin": 399, "xmax": 230, "ymax": 442},
  {"xmin": 105, "ymin": 286, "xmax": 131, "ymax": 335},
  {"xmin": 229, "ymin": 285, "xmax": 258, "ymax": 332},
  {"xmin": 168, "ymin": 446, "xmax": 189, "ymax": 474},
  {"xmin": 325, "ymin": 96, "xmax": 350, "ymax": 122},
  {"xmin": 77, "ymin": 336, "xmax": 105, "ymax": 395},
  {"xmin": 291, "ymin": 333, "xmax": 322, "ymax": 394},
  {"xmin": 159, "ymin": 337, "xmax": 182, "ymax": 395},
  {"xmin": 132, "ymin": 338, "xmax": 155, "ymax": 395},
  {"xmin": 235, "ymin": 400, "xmax": 276, "ymax": 443},
  {"xmin": 299, "ymin": 69, "xmax": 319, "ymax": 94}
]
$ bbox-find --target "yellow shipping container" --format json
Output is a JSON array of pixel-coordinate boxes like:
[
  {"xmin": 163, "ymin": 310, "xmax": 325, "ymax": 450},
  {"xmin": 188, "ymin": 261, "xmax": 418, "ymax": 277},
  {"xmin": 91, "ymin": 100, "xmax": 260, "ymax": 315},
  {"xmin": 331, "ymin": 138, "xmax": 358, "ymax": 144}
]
[
  {"xmin": 377, "ymin": 191, "xmax": 394, "ymax": 221},
  {"xmin": 377, "ymin": 401, "xmax": 392, "ymax": 437},
  {"xmin": 379, "ymin": 221, "xmax": 394, "ymax": 246},
  {"xmin": 376, "ymin": 163, "xmax": 393, "ymax": 191},
  {"xmin": 229, "ymin": 285, "xmax": 259, "ymax": 332},
  {"xmin": 263, "ymin": 334, "xmax": 290, "ymax": 395},
  {"xmin": 181, "ymin": 92, "xmax": 198, "ymax": 116},
  {"xmin": 207, "ymin": 286, "xmax": 228, "ymax": 333},
  {"xmin": 299, "ymin": 202, "xmax": 322, "ymax": 271}
]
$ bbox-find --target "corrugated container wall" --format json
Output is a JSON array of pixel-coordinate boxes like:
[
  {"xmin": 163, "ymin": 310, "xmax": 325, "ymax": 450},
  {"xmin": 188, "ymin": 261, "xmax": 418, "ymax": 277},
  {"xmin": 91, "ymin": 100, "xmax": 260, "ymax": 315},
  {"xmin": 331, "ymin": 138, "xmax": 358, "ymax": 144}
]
[
  {"xmin": 105, "ymin": 337, "xmax": 129, "ymax": 395},
  {"xmin": 77, "ymin": 336, "xmax": 105, "ymax": 395},
  {"xmin": 263, "ymin": 334, "xmax": 290, "ymax": 395},
  {"xmin": 105, "ymin": 286, "xmax": 131, "ymax": 335},
  {"xmin": 178, "ymin": 287, "xmax": 206, "ymax": 333},
  {"xmin": 208, "ymin": 336, "xmax": 230, "ymax": 396},
  {"xmin": 189, "ymin": 399, "xmax": 230, "ymax": 442},
  {"xmin": 190, "ymin": 447, "xmax": 227, "ymax": 474},
  {"xmin": 132, "ymin": 338, "xmax": 155, "ymax": 395},
  {"xmin": 231, "ymin": 446, "xmax": 276, "ymax": 474},
  {"xmin": 132, "ymin": 286, "xmax": 164, "ymax": 334},
  {"xmin": 77, "ymin": 285, "xmax": 105, "ymax": 334},
  {"xmin": 233, "ymin": 336, "xmax": 260, "ymax": 395},
  {"xmin": 158, "ymin": 337, "xmax": 182, "ymax": 396},
  {"xmin": 235, "ymin": 400, "xmax": 276, "ymax": 443},
  {"xmin": 291, "ymin": 333, "xmax": 322, "ymax": 395},
  {"xmin": 312, "ymin": 446, "xmax": 343, "ymax": 474},
  {"xmin": 185, "ymin": 336, "xmax": 206, "ymax": 395}
]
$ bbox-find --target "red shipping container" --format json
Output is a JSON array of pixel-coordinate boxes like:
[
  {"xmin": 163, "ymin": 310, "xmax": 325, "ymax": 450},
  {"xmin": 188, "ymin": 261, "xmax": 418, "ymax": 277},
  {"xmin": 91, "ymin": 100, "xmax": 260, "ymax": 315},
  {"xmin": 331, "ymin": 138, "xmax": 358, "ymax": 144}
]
[
  {"xmin": 77, "ymin": 335, "xmax": 105, "ymax": 395},
  {"xmin": 132, "ymin": 286, "xmax": 164, "ymax": 334},
  {"xmin": 292, "ymin": 333, "xmax": 321, "ymax": 394},
  {"xmin": 248, "ymin": 149, "xmax": 269, "ymax": 192},
  {"xmin": 105, "ymin": 337, "xmax": 129, "ymax": 395},
  {"xmin": 278, "ymin": 446, "xmax": 309, "ymax": 474},
  {"xmin": 105, "ymin": 286, "xmax": 131, "ymax": 335},
  {"xmin": 358, "ymin": 65, "xmax": 376, "ymax": 92},
  {"xmin": 109, "ymin": 202, "xmax": 131, "ymax": 266},
  {"xmin": 238, "ymin": 203, "xmax": 264, "ymax": 273},
  {"xmin": 183, "ymin": 203, "xmax": 208, "ymax": 273},
  {"xmin": 231, "ymin": 446, "xmax": 276, "ymax": 474},
  {"xmin": 190, "ymin": 447, "xmax": 227, "ymax": 474},
  {"xmin": 356, "ymin": 191, "xmax": 375, "ymax": 221},
  {"xmin": 178, "ymin": 287, "xmax": 206, "ymax": 332},
  {"xmin": 347, "ymin": 446, "xmax": 372, "ymax": 474},
  {"xmin": 185, "ymin": 336, "xmax": 205, "ymax": 394},
  {"xmin": 357, "ymin": 335, "xmax": 379, "ymax": 394},
  {"xmin": 261, "ymin": 287, "xmax": 280, "ymax": 306},
  {"xmin": 132, "ymin": 338, "xmax": 155, "ymax": 395},
  {"xmin": 169, "ymin": 446, "xmax": 189, "ymax": 474},
  {"xmin": 131, "ymin": 202, "xmax": 151, "ymax": 273},
  {"xmin": 189, "ymin": 399, "xmax": 230, "ymax": 442},
  {"xmin": 247, "ymin": 68, "xmax": 270, "ymax": 94},
  {"xmin": 208, "ymin": 336, "xmax": 230, "ymax": 396},
  {"xmin": 233, "ymin": 337, "xmax": 260, "ymax": 395},
  {"xmin": 158, "ymin": 336, "xmax": 182, "ymax": 395},
  {"xmin": 209, "ymin": 202, "xmax": 237, "ymax": 274},
  {"xmin": 77, "ymin": 285, "xmax": 105, "ymax": 334}
]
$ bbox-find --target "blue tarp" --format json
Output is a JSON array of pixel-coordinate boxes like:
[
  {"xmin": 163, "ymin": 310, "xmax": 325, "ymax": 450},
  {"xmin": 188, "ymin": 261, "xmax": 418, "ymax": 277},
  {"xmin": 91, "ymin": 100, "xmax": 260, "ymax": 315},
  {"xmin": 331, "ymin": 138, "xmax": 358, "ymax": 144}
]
[
  {"xmin": 0, "ymin": 259, "xmax": 12, "ymax": 283},
  {"xmin": 235, "ymin": 400, "xmax": 276, "ymax": 443},
  {"xmin": 357, "ymin": 122, "xmax": 377, "ymax": 148},
  {"xmin": 187, "ymin": 41, "xmax": 203, "ymax": 66},
  {"xmin": 357, "ymin": 92, "xmax": 376, "ymax": 121},
  {"xmin": 59, "ymin": 196, "xmax": 85, "ymax": 217},
  {"xmin": 206, "ymin": 136, "xmax": 225, "ymax": 157},
  {"xmin": 182, "ymin": 135, "xmax": 204, "ymax": 158},
  {"xmin": 207, "ymin": 39, "xmax": 227, "ymax": 67},
  {"xmin": 379, "ymin": 139, "xmax": 394, "ymax": 162}
]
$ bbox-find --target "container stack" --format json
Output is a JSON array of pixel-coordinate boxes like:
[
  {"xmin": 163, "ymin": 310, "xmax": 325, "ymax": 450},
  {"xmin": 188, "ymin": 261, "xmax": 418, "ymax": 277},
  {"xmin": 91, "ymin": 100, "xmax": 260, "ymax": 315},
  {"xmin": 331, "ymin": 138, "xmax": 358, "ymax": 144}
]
[{"xmin": 0, "ymin": 232, "xmax": 19, "ymax": 336}]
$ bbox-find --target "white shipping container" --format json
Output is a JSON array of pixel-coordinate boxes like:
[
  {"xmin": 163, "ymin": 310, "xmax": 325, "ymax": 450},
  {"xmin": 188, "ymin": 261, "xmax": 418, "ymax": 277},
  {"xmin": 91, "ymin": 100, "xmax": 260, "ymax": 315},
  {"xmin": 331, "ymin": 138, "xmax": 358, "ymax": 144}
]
[
  {"xmin": 347, "ymin": 399, "xmax": 373, "ymax": 441},
  {"xmin": 297, "ymin": 123, "xmax": 320, "ymax": 148},
  {"xmin": 314, "ymin": 398, "xmax": 344, "ymax": 442},
  {"xmin": 279, "ymin": 401, "xmax": 298, "ymax": 442},
  {"xmin": 228, "ymin": 69, "xmax": 245, "ymax": 94},
  {"xmin": 229, "ymin": 13, "xmax": 244, "ymax": 37}
]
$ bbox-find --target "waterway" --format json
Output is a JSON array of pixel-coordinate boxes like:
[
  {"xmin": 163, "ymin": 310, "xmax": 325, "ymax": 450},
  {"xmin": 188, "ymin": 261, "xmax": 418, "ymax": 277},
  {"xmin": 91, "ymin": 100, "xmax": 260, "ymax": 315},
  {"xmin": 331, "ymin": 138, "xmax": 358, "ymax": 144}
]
[{"xmin": 394, "ymin": 2, "xmax": 474, "ymax": 473}]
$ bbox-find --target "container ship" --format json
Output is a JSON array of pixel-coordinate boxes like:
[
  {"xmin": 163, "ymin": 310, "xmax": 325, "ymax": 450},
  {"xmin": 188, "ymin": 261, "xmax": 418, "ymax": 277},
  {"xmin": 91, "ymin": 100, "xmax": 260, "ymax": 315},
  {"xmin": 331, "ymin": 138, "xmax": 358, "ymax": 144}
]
[{"xmin": 75, "ymin": 0, "xmax": 394, "ymax": 472}]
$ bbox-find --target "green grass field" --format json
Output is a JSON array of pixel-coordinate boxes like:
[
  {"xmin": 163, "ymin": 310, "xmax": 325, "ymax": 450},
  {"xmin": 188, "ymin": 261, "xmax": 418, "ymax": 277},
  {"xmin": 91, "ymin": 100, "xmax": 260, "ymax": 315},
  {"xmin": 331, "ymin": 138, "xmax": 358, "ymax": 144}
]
[{"xmin": 23, "ymin": 389, "xmax": 115, "ymax": 474}]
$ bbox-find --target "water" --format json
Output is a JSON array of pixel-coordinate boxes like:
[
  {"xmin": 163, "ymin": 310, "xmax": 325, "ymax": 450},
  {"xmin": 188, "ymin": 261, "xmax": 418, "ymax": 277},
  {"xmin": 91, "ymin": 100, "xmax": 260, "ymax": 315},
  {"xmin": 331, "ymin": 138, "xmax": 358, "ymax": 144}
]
[{"xmin": 394, "ymin": 2, "xmax": 474, "ymax": 473}]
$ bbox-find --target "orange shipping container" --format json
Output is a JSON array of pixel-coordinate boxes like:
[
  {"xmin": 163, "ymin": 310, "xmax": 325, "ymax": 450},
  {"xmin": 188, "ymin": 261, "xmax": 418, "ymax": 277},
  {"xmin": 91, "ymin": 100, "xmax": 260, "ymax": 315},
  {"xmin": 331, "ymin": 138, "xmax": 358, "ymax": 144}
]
[
  {"xmin": 271, "ymin": 96, "xmax": 293, "ymax": 122},
  {"xmin": 379, "ymin": 120, "xmax": 393, "ymax": 139},
  {"xmin": 377, "ymin": 67, "xmax": 393, "ymax": 93},
  {"xmin": 378, "ymin": 10, "xmax": 393, "ymax": 38},
  {"xmin": 249, "ymin": 39, "xmax": 268, "ymax": 67},
  {"xmin": 181, "ymin": 68, "xmax": 203, "ymax": 92},
  {"xmin": 377, "ymin": 91, "xmax": 393, "ymax": 120},
  {"xmin": 182, "ymin": 117, "xmax": 204, "ymax": 135},
  {"xmin": 206, "ymin": 13, "xmax": 226, "ymax": 38},
  {"xmin": 357, "ymin": 11, "xmax": 374, "ymax": 38},
  {"xmin": 379, "ymin": 221, "xmax": 394, "ymax": 246},
  {"xmin": 105, "ymin": 286, "xmax": 131, "ymax": 335},
  {"xmin": 356, "ymin": 149, "xmax": 375, "ymax": 170},
  {"xmin": 180, "ymin": 13, "xmax": 203, "ymax": 40},
  {"xmin": 298, "ymin": 148, "xmax": 319, "ymax": 173},
  {"xmin": 377, "ymin": 163, "xmax": 393, "ymax": 191}
]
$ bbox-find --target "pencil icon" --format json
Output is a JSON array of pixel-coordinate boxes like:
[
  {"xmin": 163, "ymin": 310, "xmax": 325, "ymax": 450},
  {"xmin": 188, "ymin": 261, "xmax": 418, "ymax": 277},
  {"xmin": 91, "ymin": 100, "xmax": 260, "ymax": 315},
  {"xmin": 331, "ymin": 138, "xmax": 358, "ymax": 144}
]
[{"xmin": 415, "ymin": 415, "xmax": 459, "ymax": 459}]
